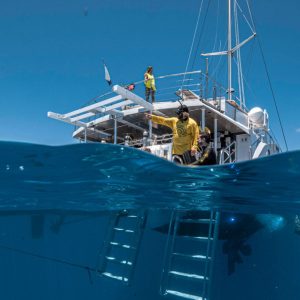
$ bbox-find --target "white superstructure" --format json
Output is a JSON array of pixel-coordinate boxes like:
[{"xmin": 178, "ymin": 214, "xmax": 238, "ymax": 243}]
[
  {"xmin": 48, "ymin": 76, "xmax": 280, "ymax": 164},
  {"xmin": 48, "ymin": 0, "xmax": 281, "ymax": 165}
]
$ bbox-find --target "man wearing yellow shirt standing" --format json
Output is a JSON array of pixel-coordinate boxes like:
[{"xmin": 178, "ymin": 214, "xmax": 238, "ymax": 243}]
[{"xmin": 145, "ymin": 105, "xmax": 199, "ymax": 164}]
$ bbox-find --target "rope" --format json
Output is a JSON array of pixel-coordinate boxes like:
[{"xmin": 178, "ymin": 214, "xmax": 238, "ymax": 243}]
[
  {"xmin": 246, "ymin": 0, "xmax": 256, "ymax": 31},
  {"xmin": 270, "ymin": 128, "xmax": 282, "ymax": 152},
  {"xmin": 181, "ymin": 0, "xmax": 204, "ymax": 89},
  {"xmin": 234, "ymin": 0, "xmax": 255, "ymax": 33},
  {"xmin": 190, "ymin": 0, "xmax": 213, "ymax": 73},
  {"xmin": 244, "ymin": 38, "xmax": 256, "ymax": 78},
  {"xmin": 82, "ymin": 91, "xmax": 114, "ymax": 107},
  {"xmin": 212, "ymin": 0, "xmax": 220, "ymax": 54},
  {"xmin": 210, "ymin": 40, "xmax": 228, "ymax": 80},
  {"xmin": 235, "ymin": 0, "xmax": 288, "ymax": 151},
  {"xmin": 134, "ymin": 70, "xmax": 202, "ymax": 86},
  {"xmin": 247, "ymin": 2, "xmax": 288, "ymax": 151},
  {"xmin": 211, "ymin": 0, "xmax": 220, "ymax": 75},
  {"xmin": 256, "ymin": 35, "xmax": 289, "ymax": 151},
  {"xmin": 0, "ymin": 244, "xmax": 97, "ymax": 283},
  {"xmin": 234, "ymin": 1, "xmax": 246, "ymax": 109},
  {"xmin": 83, "ymin": 70, "xmax": 202, "ymax": 108}
]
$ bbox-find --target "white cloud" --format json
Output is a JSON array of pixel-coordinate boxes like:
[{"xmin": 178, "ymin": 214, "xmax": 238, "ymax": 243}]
[{"xmin": 296, "ymin": 128, "xmax": 300, "ymax": 133}]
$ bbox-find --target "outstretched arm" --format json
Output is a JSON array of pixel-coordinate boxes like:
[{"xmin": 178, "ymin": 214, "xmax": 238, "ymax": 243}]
[{"xmin": 145, "ymin": 113, "xmax": 175, "ymax": 129}]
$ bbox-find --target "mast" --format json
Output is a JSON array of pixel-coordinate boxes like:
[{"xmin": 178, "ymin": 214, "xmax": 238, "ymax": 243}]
[
  {"xmin": 201, "ymin": 0, "xmax": 256, "ymax": 104},
  {"xmin": 228, "ymin": 0, "xmax": 232, "ymax": 101}
]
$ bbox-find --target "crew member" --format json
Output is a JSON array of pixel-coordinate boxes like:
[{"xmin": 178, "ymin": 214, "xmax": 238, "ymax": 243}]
[
  {"xmin": 145, "ymin": 104, "xmax": 199, "ymax": 164},
  {"xmin": 144, "ymin": 66, "xmax": 156, "ymax": 103},
  {"xmin": 193, "ymin": 127, "xmax": 217, "ymax": 165}
]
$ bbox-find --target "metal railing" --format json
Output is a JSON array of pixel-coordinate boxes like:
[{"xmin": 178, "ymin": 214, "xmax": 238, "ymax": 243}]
[
  {"xmin": 120, "ymin": 133, "xmax": 173, "ymax": 147},
  {"xmin": 219, "ymin": 141, "xmax": 236, "ymax": 164}
]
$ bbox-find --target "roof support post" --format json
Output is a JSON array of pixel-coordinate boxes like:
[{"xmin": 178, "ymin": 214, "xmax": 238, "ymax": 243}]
[
  {"xmin": 205, "ymin": 58, "xmax": 209, "ymax": 100},
  {"xmin": 201, "ymin": 108, "xmax": 206, "ymax": 132},
  {"xmin": 214, "ymin": 118, "xmax": 218, "ymax": 154},
  {"xmin": 114, "ymin": 116, "xmax": 117, "ymax": 144},
  {"xmin": 148, "ymin": 109, "xmax": 153, "ymax": 145}
]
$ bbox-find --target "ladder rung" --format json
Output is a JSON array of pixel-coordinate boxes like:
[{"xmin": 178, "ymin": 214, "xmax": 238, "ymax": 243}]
[
  {"xmin": 172, "ymin": 252, "xmax": 211, "ymax": 261},
  {"xmin": 110, "ymin": 242, "xmax": 135, "ymax": 249},
  {"xmin": 166, "ymin": 290, "xmax": 204, "ymax": 300},
  {"xmin": 169, "ymin": 271, "xmax": 207, "ymax": 280},
  {"xmin": 105, "ymin": 256, "xmax": 133, "ymax": 265},
  {"xmin": 102, "ymin": 272, "xmax": 128, "ymax": 282},
  {"xmin": 113, "ymin": 227, "xmax": 135, "ymax": 233},
  {"xmin": 179, "ymin": 236, "xmax": 212, "ymax": 241},
  {"xmin": 179, "ymin": 218, "xmax": 215, "ymax": 224}
]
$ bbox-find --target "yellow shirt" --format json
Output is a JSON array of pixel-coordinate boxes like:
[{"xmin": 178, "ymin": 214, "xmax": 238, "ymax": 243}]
[
  {"xmin": 144, "ymin": 72, "xmax": 156, "ymax": 91},
  {"xmin": 151, "ymin": 115, "xmax": 199, "ymax": 155}
]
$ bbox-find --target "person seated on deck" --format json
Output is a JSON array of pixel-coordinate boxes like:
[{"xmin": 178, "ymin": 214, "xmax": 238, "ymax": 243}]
[
  {"xmin": 192, "ymin": 127, "xmax": 217, "ymax": 165},
  {"xmin": 145, "ymin": 104, "xmax": 199, "ymax": 164}
]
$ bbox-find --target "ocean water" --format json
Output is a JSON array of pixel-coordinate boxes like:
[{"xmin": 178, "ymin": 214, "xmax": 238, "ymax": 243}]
[{"xmin": 0, "ymin": 141, "xmax": 300, "ymax": 300}]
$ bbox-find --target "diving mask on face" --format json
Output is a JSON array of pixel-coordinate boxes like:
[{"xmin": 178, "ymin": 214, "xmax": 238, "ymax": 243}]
[{"xmin": 176, "ymin": 105, "xmax": 189, "ymax": 120}]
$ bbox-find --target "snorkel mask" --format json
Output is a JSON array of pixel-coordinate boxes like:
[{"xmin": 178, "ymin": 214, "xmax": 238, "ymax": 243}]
[{"xmin": 176, "ymin": 105, "xmax": 189, "ymax": 120}]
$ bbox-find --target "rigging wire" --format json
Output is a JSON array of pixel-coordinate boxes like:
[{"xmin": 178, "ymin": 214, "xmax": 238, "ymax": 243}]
[
  {"xmin": 244, "ymin": 38, "xmax": 256, "ymax": 79},
  {"xmin": 210, "ymin": 0, "xmax": 220, "ymax": 82},
  {"xmin": 235, "ymin": 0, "xmax": 255, "ymax": 33},
  {"xmin": 240, "ymin": 39, "xmax": 256, "ymax": 108},
  {"xmin": 246, "ymin": 0, "xmax": 256, "ymax": 30},
  {"xmin": 234, "ymin": 1, "xmax": 246, "ymax": 108},
  {"xmin": 84, "ymin": 70, "xmax": 202, "ymax": 108},
  {"xmin": 181, "ymin": 0, "xmax": 204, "ymax": 90},
  {"xmin": 210, "ymin": 40, "xmax": 227, "ymax": 80},
  {"xmin": 256, "ymin": 35, "xmax": 289, "ymax": 151},
  {"xmin": 270, "ymin": 127, "xmax": 282, "ymax": 152},
  {"xmin": 212, "ymin": 0, "xmax": 221, "ymax": 54},
  {"xmin": 189, "ymin": 0, "xmax": 213, "ymax": 74},
  {"xmin": 246, "ymin": 0, "xmax": 288, "ymax": 151}
]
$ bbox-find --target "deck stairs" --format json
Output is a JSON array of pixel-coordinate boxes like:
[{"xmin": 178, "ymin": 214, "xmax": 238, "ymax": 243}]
[
  {"xmin": 97, "ymin": 209, "xmax": 147, "ymax": 285},
  {"xmin": 160, "ymin": 210, "xmax": 220, "ymax": 300}
]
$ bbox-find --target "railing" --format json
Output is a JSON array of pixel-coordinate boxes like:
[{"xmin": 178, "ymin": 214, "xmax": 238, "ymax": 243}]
[
  {"xmin": 121, "ymin": 133, "xmax": 173, "ymax": 147},
  {"xmin": 219, "ymin": 141, "xmax": 236, "ymax": 164},
  {"xmin": 249, "ymin": 130, "xmax": 281, "ymax": 158}
]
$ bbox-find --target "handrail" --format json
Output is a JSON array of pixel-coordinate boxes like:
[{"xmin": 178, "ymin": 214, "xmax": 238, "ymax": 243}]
[
  {"xmin": 119, "ymin": 133, "xmax": 173, "ymax": 147},
  {"xmin": 219, "ymin": 141, "xmax": 236, "ymax": 164}
]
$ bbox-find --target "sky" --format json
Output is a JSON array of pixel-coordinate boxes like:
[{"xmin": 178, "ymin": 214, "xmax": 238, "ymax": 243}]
[{"xmin": 0, "ymin": 0, "xmax": 299, "ymax": 150}]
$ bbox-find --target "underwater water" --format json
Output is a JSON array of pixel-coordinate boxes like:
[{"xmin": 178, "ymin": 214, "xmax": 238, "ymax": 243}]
[{"xmin": 0, "ymin": 141, "xmax": 300, "ymax": 300}]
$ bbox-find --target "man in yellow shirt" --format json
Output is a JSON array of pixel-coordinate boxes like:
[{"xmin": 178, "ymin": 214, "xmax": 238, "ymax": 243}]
[{"xmin": 145, "ymin": 105, "xmax": 199, "ymax": 164}]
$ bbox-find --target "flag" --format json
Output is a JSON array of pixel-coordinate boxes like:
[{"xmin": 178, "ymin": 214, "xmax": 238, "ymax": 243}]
[
  {"xmin": 126, "ymin": 83, "xmax": 135, "ymax": 91},
  {"xmin": 103, "ymin": 61, "xmax": 112, "ymax": 86}
]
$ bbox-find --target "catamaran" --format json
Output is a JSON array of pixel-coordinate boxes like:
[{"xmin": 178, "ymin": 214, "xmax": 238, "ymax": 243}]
[
  {"xmin": 47, "ymin": 3, "xmax": 281, "ymax": 166},
  {"xmin": 46, "ymin": 1, "xmax": 284, "ymax": 300}
]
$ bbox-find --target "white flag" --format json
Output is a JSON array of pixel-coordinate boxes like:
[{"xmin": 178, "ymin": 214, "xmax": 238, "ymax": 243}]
[{"xmin": 103, "ymin": 62, "xmax": 112, "ymax": 86}]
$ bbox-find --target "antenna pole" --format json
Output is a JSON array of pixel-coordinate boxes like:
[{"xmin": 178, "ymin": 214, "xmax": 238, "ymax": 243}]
[{"xmin": 228, "ymin": 0, "xmax": 232, "ymax": 101}]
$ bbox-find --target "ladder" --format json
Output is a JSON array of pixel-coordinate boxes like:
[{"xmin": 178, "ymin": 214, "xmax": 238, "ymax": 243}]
[
  {"xmin": 97, "ymin": 209, "xmax": 147, "ymax": 285},
  {"xmin": 160, "ymin": 210, "xmax": 220, "ymax": 300}
]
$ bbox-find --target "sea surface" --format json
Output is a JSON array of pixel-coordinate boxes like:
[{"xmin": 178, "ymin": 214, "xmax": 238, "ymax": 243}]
[{"xmin": 0, "ymin": 141, "xmax": 300, "ymax": 300}]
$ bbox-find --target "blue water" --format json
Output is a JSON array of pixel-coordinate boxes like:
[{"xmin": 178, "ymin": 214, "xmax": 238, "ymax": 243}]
[
  {"xmin": 1, "ymin": 141, "xmax": 300, "ymax": 212},
  {"xmin": 1, "ymin": 141, "xmax": 300, "ymax": 300}
]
